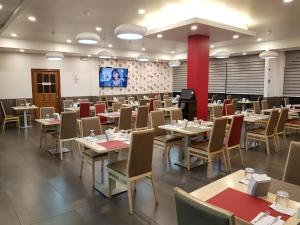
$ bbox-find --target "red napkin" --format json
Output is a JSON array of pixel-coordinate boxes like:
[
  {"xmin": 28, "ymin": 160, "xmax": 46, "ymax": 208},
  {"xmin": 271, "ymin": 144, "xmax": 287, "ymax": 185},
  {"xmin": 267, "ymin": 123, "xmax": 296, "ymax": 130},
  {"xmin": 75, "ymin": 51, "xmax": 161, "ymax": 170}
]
[{"xmin": 97, "ymin": 140, "xmax": 128, "ymax": 149}]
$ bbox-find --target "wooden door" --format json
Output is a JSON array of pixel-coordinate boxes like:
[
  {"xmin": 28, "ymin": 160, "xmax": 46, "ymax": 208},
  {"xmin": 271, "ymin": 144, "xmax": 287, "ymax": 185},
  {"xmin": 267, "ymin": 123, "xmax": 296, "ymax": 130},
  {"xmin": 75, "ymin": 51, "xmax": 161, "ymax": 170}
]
[{"xmin": 31, "ymin": 69, "xmax": 61, "ymax": 117}]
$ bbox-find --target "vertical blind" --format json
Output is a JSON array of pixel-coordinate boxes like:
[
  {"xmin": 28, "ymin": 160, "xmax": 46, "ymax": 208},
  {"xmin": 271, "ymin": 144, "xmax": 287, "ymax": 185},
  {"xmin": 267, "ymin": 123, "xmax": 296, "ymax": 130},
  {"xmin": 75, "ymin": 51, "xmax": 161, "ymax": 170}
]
[
  {"xmin": 284, "ymin": 50, "xmax": 300, "ymax": 96},
  {"xmin": 173, "ymin": 55, "xmax": 265, "ymax": 95}
]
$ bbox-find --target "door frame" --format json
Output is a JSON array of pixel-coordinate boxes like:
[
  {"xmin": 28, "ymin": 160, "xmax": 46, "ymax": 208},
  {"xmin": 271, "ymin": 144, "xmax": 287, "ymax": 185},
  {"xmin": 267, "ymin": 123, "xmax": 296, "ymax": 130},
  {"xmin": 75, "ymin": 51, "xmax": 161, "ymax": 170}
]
[{"xmin": 31, "ymin": 68, "xmax": 61, "ymax": 112}]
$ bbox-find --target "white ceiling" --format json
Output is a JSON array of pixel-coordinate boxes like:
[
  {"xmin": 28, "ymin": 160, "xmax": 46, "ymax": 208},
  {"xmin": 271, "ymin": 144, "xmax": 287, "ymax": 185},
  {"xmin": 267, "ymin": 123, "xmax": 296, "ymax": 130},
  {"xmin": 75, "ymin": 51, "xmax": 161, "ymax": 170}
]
[{"xmin": 0, "ymin": 0, "xmax": 300, "ymax": 57}]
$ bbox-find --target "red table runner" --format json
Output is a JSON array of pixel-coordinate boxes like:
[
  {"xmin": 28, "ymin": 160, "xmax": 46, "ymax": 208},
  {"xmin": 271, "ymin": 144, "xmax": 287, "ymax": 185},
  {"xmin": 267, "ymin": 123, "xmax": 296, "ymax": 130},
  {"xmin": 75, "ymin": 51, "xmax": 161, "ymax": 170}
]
[
  {"xmin": 97, "ymin": 140, "xmax": 128, "ymax": 149},
  {"xmin": 207, "ymin": 188, "xmax": 290, "ymax": 222},
  {"xmin": 47, "ymin": 119, "xmax": 60, "ymax": 125}
]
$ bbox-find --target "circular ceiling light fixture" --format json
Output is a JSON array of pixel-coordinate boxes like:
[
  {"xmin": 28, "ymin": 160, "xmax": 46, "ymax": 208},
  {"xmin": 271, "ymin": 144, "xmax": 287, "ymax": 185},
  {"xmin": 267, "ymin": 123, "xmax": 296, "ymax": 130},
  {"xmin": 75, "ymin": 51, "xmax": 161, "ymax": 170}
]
[
  {"xmin": 168, "ymin": 60, "xmax": 181, "ymax": 67},
  {"xmin": 45, "ymin": 51, "xmax": 64, "ymax": 61},
  {"xmin": 214, "ymin": 51, "xmax": 231, "ymax": 59},
  {"xmin": 259, "ymin": 50, "xmax": 278, "ymax": 59},
  {"xmin": 114, "ymin": 24, "xmax": 146, "ymax": 40},
  {"xmin": 76, "ymin": 32, "xmax": 100, "ymax": 45},
  {"xmin": 98, "ymin": 51, "xmax": 112, "ymax": 59},
  {"xmin": 137, "ymin": 55, "xmax": 149, "ymax": 62}
]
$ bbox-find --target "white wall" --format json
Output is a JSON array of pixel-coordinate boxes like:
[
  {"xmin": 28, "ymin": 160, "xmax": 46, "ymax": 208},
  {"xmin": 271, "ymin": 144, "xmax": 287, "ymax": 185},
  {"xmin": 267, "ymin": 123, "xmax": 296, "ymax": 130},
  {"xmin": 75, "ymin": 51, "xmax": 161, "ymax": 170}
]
[{"xmin": 0, "ymin": 52, "xmax": 173, "ymax": 99}]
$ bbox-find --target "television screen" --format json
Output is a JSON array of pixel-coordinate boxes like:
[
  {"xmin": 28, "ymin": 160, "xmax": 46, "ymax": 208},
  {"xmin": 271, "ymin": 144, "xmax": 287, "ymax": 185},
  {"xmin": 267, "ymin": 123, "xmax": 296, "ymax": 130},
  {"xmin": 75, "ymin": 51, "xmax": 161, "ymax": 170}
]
[{"xmin": 99, "ymin": 67, "xmax": 128, "ymax": 87}]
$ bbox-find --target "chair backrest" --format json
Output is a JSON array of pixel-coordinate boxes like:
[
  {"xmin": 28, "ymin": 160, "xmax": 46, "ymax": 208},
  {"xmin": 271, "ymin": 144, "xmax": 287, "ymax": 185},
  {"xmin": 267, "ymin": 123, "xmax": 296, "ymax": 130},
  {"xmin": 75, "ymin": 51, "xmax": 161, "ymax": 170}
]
[
  {"xmin": 222, "ymin": 99, "xmax": 232, "ymax": 116},
  {"xmin": 175, "ymin": 187, "xmax": 236, "ymax": 225},
  {"xmin": 212, "ymin": 106, "xmax": 222, "ymax": 119},
  {"xmin": 118, "ymin": 107, "xmax": 132, "ymax": 131},
  {"xmin": 261, "ymin": 100, "xmax": 268, "ymax": 110},
  {"xmin": 276, "ymin": 108, "xmax": 289, "ymax": 133},
  {"xmin": 135, "ymin": 105, "xmax": 149, "ymax": 129},
  {"xmin": 60, "ymin": 112, "xmax": 78, "ymax": 139},
  {"xmin": 149, "ymin": 99, "xmax": 155, "ymax": 111},
  {"xmin": 266, "ymin": 109, "xmax": 280, "ymax": 136},
  {"xmin": 226, "ymin": 115, "xmax": 244, "ymax": 147},
  {"xmin": 226, "ymin": 95, "xmax": 232, "ymax": 100},
  {"xmin": 40, "ymin": 107, "xmax": 55, "ymax": 119},
  {"xmin": 81, "ymin": 117, "xmax": 102, "ymax": 137},
  {"xmin": 150, "ymin": 111, "xmax": 166, "ymax": 137},
  {"xmin": 284, "ymin": 97, "xmax": 290, "ymax": 106},
  {"xmin": 164, "ymin": 99, "xmax": 173, "ymax": 108},
  {"xmin": 225, "ymin": 104, "xmax": 234, "ymax": 116},
  {"xmin": 78, "ymin": 98, "xmax": 89, "ymax": 103},
  {"xmin": 283, "ymin": 141, "xmax": 300, "ymax": 186},
  {"xmin": 112, "ymin": 102, "xmax": 122, "ymax": 112},
  {"xmin": 16, "ymin": 98, "xmax": 27, "ymax": 106},
  {"xmin": 253, "ymin": 101, "xmax": 261, "ymax": 114},
  {"xmin": 170, "ymin": 109, "xmax": 183, "ymax": 122},
  {"xmin": 0, "ymin": 101, "xmax": 7, "ymax": 118},
  {"xmin": 117, "ymin": 97, "xmax": 125, "ymax": 104},
  {"xmin": 139, "ymin": 99, "xmax": 147, "ymax": 106},
  {"xmin": 232, "ymin": 99, "xmax": 238, "ymax": 112},
  {"xmin": 96, "ymin": 101, "xmax": 107, "ymax": 108},
  {"xmin": 79, "ymin": 102, "xmax": 90, "ymax": 118},
  {"xmin": 211, "ymin": 94, "xmax": 217, "ymax": 103},
  {"xmin": 153, "ymin": 100, "xmax": 162, "ymax": 111},
  {"xmin": 208, "ymin": 118, "xmax": 227, "ymax": 152},
  {"xmin": 127, "ymin": 129, "xmax": 154, "ymax": 178},
  {"xmin": 128, "ymin": 97, "xmax": 135, "ymax": 103},
  {"xmin": 95, "ymin": 103, "xmax": 107, "ymax": 123},
  {"xmin": 63, "ymin": 100, "xmax": 73, "ymax": 110}
]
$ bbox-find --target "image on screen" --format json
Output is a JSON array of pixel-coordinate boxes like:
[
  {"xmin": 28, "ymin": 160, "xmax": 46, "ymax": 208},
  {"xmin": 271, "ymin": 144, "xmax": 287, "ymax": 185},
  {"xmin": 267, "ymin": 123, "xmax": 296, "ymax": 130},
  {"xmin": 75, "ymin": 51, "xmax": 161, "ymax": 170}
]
[{"xmin": 99, "ymin": 67, "xmax": 128, "ymax": 87}]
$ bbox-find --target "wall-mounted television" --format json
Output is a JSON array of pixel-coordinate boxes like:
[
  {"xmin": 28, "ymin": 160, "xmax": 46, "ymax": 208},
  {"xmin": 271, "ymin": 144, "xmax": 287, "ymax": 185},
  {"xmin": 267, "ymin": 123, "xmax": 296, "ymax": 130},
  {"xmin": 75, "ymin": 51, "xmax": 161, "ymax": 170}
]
[{"xmin": 99, "ymin": 67, "xmax": 128, "ymax": 87}]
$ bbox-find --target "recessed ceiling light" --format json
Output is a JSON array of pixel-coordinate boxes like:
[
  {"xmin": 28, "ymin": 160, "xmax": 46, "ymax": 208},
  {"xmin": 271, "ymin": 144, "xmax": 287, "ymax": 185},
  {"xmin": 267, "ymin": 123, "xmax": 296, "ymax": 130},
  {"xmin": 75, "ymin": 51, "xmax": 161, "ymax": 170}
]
[
  {"xmin": 141, "ymin": 47, "xmax": 146, "ymax": 51},
  {"xmin": 66, "ymin": 39, "xmax": 72, "ymax": 43},
  {"xmin": 242, "ymin": 52, "xmax": 247, "ymax": 55},
  {"xmin": 11, "ymin": 33, "xmax": 17, "ymax": 37},
  {"xmin": 96, "ymin": 27, "xmax": 102, "ymax": 32},
  {"xmin": 19, "ymin": 49, "xmax": 24, "ymax": 52},
  {"xmin": 283, "ymin": 0, "xmax": 293, "ymax": 3},
  {"xmin": 157, "ymin": 34, "xmax": 163, "ymax": 38},
  {"xmin": 28, "ymin": 16, "xmax": 36, "ymax": 22},
  {"xmin": 155, "ymin": 59, "xmax": 158, "ymax": 62},
  {"xmin": 257, "ymin": 38, "xmax": 263, "ymax": 42},
  {"xmin": 0, "ymin": 5, "xmax": 3, "ymax": 10},
  {"xmin": 114, "ymin": 24, "xmax": 146, "ymax": 40},
  {"xmin": 171, "ymin": 50, "xmax": 175, "ymax": 54},
  {"xmin": 210, "ymin": 45, "xmax": 215, "ymax": 48},
  {"xmin": 191, "ymin": 25, "xmax": 198, "ymax": 30},
  {"xmin": 113, "ymin": 56, "xmax": 117, "ymax": 59},
  {"xmin": 87, "ymin": 54, "xmax": 91, "ymax": 57},
  {"xmin": 233, "ymin": 34, "xmax": 239, "ymax": 39},
  {"xmin": 108, "ymin": 44, "xmax": 113, "ymax": 48},
  {"xmin": 138, "ymin": 9, "xmax": 146, "ymax": 15}
]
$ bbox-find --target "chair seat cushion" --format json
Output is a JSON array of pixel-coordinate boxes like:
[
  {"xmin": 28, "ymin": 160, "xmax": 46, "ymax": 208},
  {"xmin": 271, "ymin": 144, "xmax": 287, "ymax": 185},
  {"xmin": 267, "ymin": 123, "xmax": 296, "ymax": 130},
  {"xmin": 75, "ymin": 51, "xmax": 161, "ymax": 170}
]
[
  {"xmin": 6, "ymin": 115, "xmax": 19, "ymax": 120},
  {"xmin": 107, "ymin": 159, "xmax": 127, "ymax": 176},
  {"xmin": 189, "ymin": 141, "xmax": 209, "ymax": 152},
  {"xmin": 155, "ymin": 134, "xmax": 182, "ymax": 143},
  {"xmin": 83, "ymin": 149, "xmax": 107, "ymax": 158},
  {"xmin": 248, "ymin": 128, "xmax": 266, "ymax": 135}
]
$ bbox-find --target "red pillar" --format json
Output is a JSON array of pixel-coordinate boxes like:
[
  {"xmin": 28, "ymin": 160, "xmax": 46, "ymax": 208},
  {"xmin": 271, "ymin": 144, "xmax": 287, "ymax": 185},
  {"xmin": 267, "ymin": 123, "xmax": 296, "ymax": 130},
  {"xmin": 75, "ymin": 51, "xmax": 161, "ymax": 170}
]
[{"xmin": 187, "ymin": 35, "xmax": 209, "ymax": 120}]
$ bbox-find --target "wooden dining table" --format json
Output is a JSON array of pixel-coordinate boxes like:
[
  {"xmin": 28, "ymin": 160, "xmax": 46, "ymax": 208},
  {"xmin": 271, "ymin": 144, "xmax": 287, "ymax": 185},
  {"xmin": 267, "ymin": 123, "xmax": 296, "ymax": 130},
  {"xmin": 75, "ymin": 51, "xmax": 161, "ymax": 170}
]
[{"xmin": 190, "ymin": 170, "xmax": 300, "ymax": 225}]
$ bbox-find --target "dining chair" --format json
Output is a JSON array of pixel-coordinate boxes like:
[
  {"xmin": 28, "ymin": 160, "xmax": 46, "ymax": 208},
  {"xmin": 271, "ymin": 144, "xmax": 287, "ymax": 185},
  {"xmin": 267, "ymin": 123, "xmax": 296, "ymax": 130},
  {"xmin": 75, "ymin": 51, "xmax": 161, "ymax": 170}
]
[
  {"xmin": 53, "ymin": 111, "xmax": 78, "ymax": 160},
  {"xmin": 164, "ymin": 99, "xmax": 173, "ymax": 108},
  {"xmin": 39, "ymin": 107, "xmax": 57, "ymax": 149},
  {"xmin": 155, "ymin": 94, "xmax": 161, "ymax": 100},
  {"xmin": 187, "ymin": 117, "xmax": 228, "ymax": 171},
  {"xmin": 224, "ymin": 115, "xmax": 244, "ymax": 171},
  {"xmin": 170, "ymin": 109, "xmax": 183, "ymax": 122},
  {"xmin": 79, "ymin": 102, "xmax": 90, "ymax": 118},
  {"xmin": 246, "ymin": 109, "xmax": 280, "ymax": 155},
  {"xmin": 95, "ymin": 103, "xmax": 114, "ymax": 126},
  {"xmin": 63, "ymin": 99, "xmax": 73, "ymax": 111},
  {"xmin": 282, "ymin": 141, "xmax": 300, "ymax": 186},
  {"xmin": 0, "ymin": 101, "xmax": 20, "ymax": 131},
  {"xmin": 253, "ymin": 101, "xmax": 261, "ymax": 114},
  {"xmin": 222, "ymin": 99, "xmax": 232, "ymax": 116},
  {"xmin": 212, "ymin": 106, "xmax": 222, "ymax": 119},
  {"xmin": 284, "ymin": 97, "xmax": 290, "ymax": 106},
  {"xmin": 226, "ymin": 95, "xmax": 232, "ymax": 100},
  {"xmin": 80, "ymin": 117, "xmax": 107, "ymax": 187},
  {"xmin": 261, "ymin": 99, "xmax": 268, "ymax": 110},
  {"xmin": 211, "ymin": 94, "xmax": 217, "ymax": 103},
  {"xmin": 174, "ymin": 187, "xmax": 236, "ymax": 225},
  {"xmin": 153, "ymin": 100, "xmax": 162, "ymax": 111},
  {"xmin": 225, "ymin": 104, "xmax": 234, "ymax": 116},
  {"xmin": 139, "ymin": 99, "xmax": 147, "ymax": 106},
  {"xmin": 107, "ymin": 129, "xmax": 158, "ymax": 214},
  {"xmin": 16, "ymin": 98, "xmax": 32, "ymax": 125},
  {"xmin": 112, "ymin": 102, "xmax": 122, "ymax": 112},
  {"xmin": 134, "ymin": 105, "xmax": 149, "ymax": 130},
  {"xmin": 118, "ymin": 107, "xmax": 132, "ymax": 131},
  {"xmin": 150, "ymin": 111, "xmax": 183, "ymax": 166},
  {"xmin": 127, "ymin": 96, "xmax": 135, "ymax": 103},
  {"xmin": 232, "ymin": 98, "xmax": 238, "ymax": 112},
  {"xmin": 275, "ymin": 107, "xmax": 289, "ymax": 150},
  {"xmin": 117, "ymin": 96, "xmax": 126, "ymax": 104}
]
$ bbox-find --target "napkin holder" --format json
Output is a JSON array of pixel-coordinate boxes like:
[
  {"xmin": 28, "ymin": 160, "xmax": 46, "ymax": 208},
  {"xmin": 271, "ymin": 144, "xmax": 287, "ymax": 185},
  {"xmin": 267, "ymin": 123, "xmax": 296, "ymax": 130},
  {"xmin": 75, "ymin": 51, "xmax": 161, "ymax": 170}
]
[
  {"xmin": 105, "ymin": 128, "xmax": 116, "ymax": 141},
  {"xmin": 247, "ymin": 174, "xmax": 271, "ymax": 197},
  {"xmin": 53, "ymin": 113, "xmax": 60, "ymax": 120}
]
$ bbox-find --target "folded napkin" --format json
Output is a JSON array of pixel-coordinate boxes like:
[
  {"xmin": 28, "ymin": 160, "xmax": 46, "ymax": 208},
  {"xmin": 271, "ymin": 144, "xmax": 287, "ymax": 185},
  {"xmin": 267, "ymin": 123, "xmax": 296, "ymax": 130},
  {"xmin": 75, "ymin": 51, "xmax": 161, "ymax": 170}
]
[
  {"xmin": 269, "ymin": 203, "xmax": 296, "ymax": 216},
  {"xmin": 239, "ymin": 178, "xmax": 250, "ymax": 185},
  {"xmin": 251, "ymin": 213, "xmax": 284, "ymax": 225}
]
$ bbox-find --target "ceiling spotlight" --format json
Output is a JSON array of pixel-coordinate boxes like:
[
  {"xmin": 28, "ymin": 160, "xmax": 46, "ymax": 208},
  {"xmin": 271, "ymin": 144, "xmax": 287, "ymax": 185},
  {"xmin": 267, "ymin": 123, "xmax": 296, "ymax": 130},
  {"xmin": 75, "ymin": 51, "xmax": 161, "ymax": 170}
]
[
  {"xmin": 191, "ymin": 25, "xmax": 198, "ymax": 30},
  {"xmin": 108, "ymin": 44, "xmax": 113, "ymax": 48},
  {"xmin": 138, "ymin": 9, "xmax": 146, "ymax": 15},
  {"xmin": 113, "ymin": 56, "xmax": 117, "ymax": 59},
  {"xmin": 46, "ymin": 52, "xmax": 64, "ymax": 61},
  {"xmin": 76, "ymin": 32, "xmax": 100, "ymax": 44},
  {"xmin": 137, "ymin": 55, "xmax": 149, "ymax": 62},
  {"xmin": 155, "ymin": 59, "xmax": 158, "ymax": 62},
  {"xmin": 98, "ymin": 51, "xmax": 112, "ymax": 59},
  {"xmin": 19, "ymin": 49, "xmax": 24, "ymax": 52},
  {"xmin": 114, "ymin": 24, "xmax": 146, "ymax": 40},
  {"xmin": 157, "ymin": 34, "xmax": 163, "ymax": 38},
  {"xmin": 11, "ymin": 33, "xmax": 17, "ymax": 37},
  {"xmin": 96, "ymin": 27, "xmax": 102, "ymax": 32},
  {"xmin": 210, "ymin": 45, "xmax": 215, "ymax": 48},
  {"xmin": 259, "ymin": 50, "xmax": 279, "ymax": 59},
  {"xmin": 283, "ymin": 0, "xmax": 293, "ymax": 3},
  {"xmin": 66, "ymin": 39, "xmax": 72, "ymax": 43},
  {"xmin": 0, "ymin": 5, "xmax": 2, "ymax": 10},
  {"xmin": 168, "ymin": 60, "xmax": 181, "ymax": 67},
  {"xmin": 141, "ymin": 47, "xmax": 146, "ymax": 51},
  {"xmin": 28, "ymin": 16, "xmax": 36, "ymax": 22},
  {"xmin": 87, "ymin": 54, "xmax": 92, "ymax": 57},
  {"xmin": 257, "ymin": 38, "xmax": 263, "ymax": 42},
  {"xmin": 242, "ymin": 52, "xmax": 247, "ymax": 55},
  {"xmin": 233, "ymin": 34, "xmax": 239, "ymax": 39},
  {"xmin": 171, "ymin": 50, "xmax": 175, "ymax": 54}
]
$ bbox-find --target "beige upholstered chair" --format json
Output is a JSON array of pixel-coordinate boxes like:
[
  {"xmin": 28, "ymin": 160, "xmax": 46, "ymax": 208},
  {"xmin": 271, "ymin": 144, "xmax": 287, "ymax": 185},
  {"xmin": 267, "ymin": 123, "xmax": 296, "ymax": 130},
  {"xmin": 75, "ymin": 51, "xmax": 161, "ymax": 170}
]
[
  {"xmin": 150, "ymin": 111, "xmax": 183, "ymax": 165},
  {"xmin": 170, "ymin": 109, "xmax": 183, "ymax": 122},
  {"xmin": 118, "ymin": 107, "xmax": 132, "ymax": 131},
  {"xmin": 187, "ymin": 117, "xmax": 228, "ymax": 171},
  {"xmin": 283, "ymin": 141, "xmax": 300, "ymax": 186},
  {"xmin": 134, "ymin": 105, "xmax": 149, "ymax": 130},
  {"xmin": 139, "ymin": 99, "xmax": 148, "ymax": 106},
  {"xmin": 275, "ymin": 108, "xmax": 289, "ymax": 150},
  {"xmin": 284, "ymin": 97, "xmax": 290, "ymax": 106},
  {"xmin": 261, "ymin": 99, "xmax": 268, "ymax": 110},
  {"xmin": 246, "ymin": 109, "xmax": 280, "ymax": 155},
  {"xmin": 0, "ymin": 101, "xmax": 20, "ymax": 130},
  {"xmin": 212, "ymin": 106, "xmax": 222, "ymax": 119},
  {"xmin": 153, "ymin": 100, "xmax": 162, "ymax": 111},
  {"xmin": 107, "ymin": 129, "xmax": 158, "ymax": 214},
  {"xmin": 80, "ymin": 117, "xmax": 107, "ymax": 187},
  {"xmin": 112, "ymin": 102, "xmax": 122, "ymax": 112},
  {"xmin": 127, "ymin": 96, "xmax": 135, "ymax": 103},
  {"xmin": 117, "ymin": 96, "xmax": 125, "ymax": 104},
  {"xmin": 253, "ymin": 101, "xmax": 261, "ymax": 114},
  {"xmin": 63, "ymin": 100, "xmax": 73, "ymax": 111},
  {"xmin": 164, "ymin": 99, "xmax": 173, "ymax": 108},
  {"xmin": 175, "ymin": 187, "xmax": 236, "ymax": 225},
  {"xmin": 39, "ymin": 107, "xmax": 57, "ymax": 149},
  {"xmin": 54, "ymin": 111, "xmax": 78, "ymax": 160}
]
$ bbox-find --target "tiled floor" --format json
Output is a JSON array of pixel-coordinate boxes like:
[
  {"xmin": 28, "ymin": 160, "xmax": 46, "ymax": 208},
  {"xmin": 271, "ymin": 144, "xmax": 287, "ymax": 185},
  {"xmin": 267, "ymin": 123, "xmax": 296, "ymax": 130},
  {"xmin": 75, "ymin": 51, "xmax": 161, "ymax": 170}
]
[{"xmin": 0, "ymin": 123, "xmax": 297, "ymax": 225}]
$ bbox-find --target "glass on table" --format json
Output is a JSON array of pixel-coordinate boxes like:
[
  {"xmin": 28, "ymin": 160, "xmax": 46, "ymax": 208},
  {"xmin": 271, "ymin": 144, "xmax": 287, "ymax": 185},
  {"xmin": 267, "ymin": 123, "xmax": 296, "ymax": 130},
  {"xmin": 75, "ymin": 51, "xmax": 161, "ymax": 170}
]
[
  {"xmin": 90, "ymin": 129, "xmax": 96, "ymax": 139},
  {"xmin": 193, "ymin": 117, "xmax": 199, "ymax": 126},
  {"xmin": 244, "ymin": 167, "xmax": 255, "ymax": 180},
  {"xmin": 45, "ymin": 113, "xmax": 50, "ymax": 120},
  {"xmin": 275, "ymin": 190, "xmax": 289, "ymax": 211},
  {"xmin": 171, "ymin": 120, "xmax": 177, "ymax": 127}
]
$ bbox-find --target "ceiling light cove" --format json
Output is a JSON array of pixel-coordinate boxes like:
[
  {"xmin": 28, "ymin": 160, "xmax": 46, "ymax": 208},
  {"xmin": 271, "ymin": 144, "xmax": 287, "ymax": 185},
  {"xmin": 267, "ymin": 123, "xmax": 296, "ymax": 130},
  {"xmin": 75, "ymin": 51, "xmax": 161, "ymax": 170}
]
[
  {"xmin": 137, "ymin": 55, "xmax": 149, "ymax": 62},
  {"xmin": 46, "ymin": 52, "xmax": 64, "ymax": 61},
  {"xmin": 76, "ymin": 32, "xmax": 100, "ymax": 44},
  {"xmin": 98, "ymin": 51, "xmax": 112, "ymax": 59},
  {"xmin": 168, "ymin": 60, "xmax": 181, "ymax": 67},
  {"xmin": 28, "ymin": 16, "xmax": 36, "ymax": 22},
  {"xmin": 115, "ymin": 24, "xmax": 146, "ymax": 40}
]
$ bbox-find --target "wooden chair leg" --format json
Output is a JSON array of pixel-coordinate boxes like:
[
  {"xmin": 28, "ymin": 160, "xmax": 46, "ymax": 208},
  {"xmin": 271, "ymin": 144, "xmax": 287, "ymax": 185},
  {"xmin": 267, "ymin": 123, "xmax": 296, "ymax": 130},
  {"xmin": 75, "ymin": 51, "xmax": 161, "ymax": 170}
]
[
  {"xmin": 80, "ymin": 158, "xmax": 84, "ymax": 177},
  {"xmin": 275, "ymin": 135, "xmax": 280, "ymax": 152},
  {"xmin": 108, "ymin": 176, "xmax": 112, "ymax": 199},
  {"xmin": 163, "ymin": 145, "xmax": 168, "ymax": 166},
  {"xmin": 40, "ymin": 133, "xmax": 43, "ymax": 148},
  {"xmin": 245, "ymin": 135, "xmax": 249, "ymax": 154},
  {"xmin": 127, "ymin": 181, "xmax": 134, "ymax": 214},
  {"xmin": 222, "ymin": 151, "xmax": 228, "ymax": 172},
  {"xmin": 239, "ymin": 147, "xmax": 245, "ymax": 168},
  {"xmin": 226, "ymin": 148, "xmax": 231, "ymax": 171},
  {"xmin": 3, "ymin": 120, "xmax": 6, "ymax": 131},
  {"xmin": 265, "ymin": 137, "xmax": 270, "ymax": 155},
  {"xmin": 92, "ymin": 161, "xmax": 95, "ymax": 187},
  {"xmin": 187, "ymin": 151, "xmax": 191, "ymax": 171},
  {"xmin": 273, "ymin": 136, "xmax": 279, "ymax": 153},
  {"xmin": 150, "ymin": 175, "xmax": 158, "ymax": 204},
  {"xmin": 59, "ymin": 140, "xmax": 64, "ymax": 160},
  {"xmin": 283, "ymin": 132, "xmax": 288, "ymax": 149}
]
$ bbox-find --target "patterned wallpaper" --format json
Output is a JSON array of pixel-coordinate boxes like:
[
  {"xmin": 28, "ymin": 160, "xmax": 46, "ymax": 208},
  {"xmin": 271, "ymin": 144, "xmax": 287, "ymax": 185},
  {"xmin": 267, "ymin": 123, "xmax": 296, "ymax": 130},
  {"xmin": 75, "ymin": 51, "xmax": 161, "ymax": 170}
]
[{"xmin": 98, "ymin": 59, "xmax": 173, "ymax": 95}]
